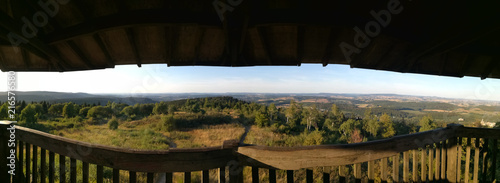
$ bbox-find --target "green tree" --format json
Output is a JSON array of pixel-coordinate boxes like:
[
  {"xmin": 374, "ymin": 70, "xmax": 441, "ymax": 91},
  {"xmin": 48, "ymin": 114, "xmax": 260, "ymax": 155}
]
[
  {"xmin": 304, "ymin": 130, "xmax": 324, "ymax": 145},
  {"xmin": 161, "ymin": 115, "xmax": 176, "ymax": 131},
  {"xmin": 108, "ymin": 117, "xmax": 119, "ymax": 130},
  {"xmin": 255, "ymin": 112, "xmax": 270, "ymax": 127},
  {"xmin": 48, "ymin": 103, "xmax": 65, "ymax": 116},
  {"xmin": 363, "ymin": 108, "xmax": 380, "ymax": 137},
  {"xmin": 268, "ymin": 103, "xmax": 277, "ymax": 123},
  {"xmin": 0, "ymin": 102, "xmax": 8, "ymax": 119},
  {"xmin": 418, "ymin": 115, "xmax": 437, "ymax": 132},
  {"xmin": 20, "ymin": 104, "xmax": 38, "ymax": 124},
  {"xmin": 62, "ymin": 102, "xmax": 77, "ymax": 118},
  {"xmin": 79, "ymin": 107, "xmax": 91, "ymax": 117},
  {"xmin": 152, "ymin": 102, "xmax": 169, "ymax": 115},
  {"xmin": 380, "ymin": 113, "xmax": 395, "ymax": 138},
  {"xmin": 301, "ymin": 105, "xmax": 320, "ymax": 131}
]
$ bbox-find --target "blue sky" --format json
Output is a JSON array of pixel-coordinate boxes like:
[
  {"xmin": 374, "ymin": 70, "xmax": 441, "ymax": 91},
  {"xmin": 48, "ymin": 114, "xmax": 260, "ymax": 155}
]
[{"xmin": 1, "ymin": 64, "xmax": 500, "ymax": 101}]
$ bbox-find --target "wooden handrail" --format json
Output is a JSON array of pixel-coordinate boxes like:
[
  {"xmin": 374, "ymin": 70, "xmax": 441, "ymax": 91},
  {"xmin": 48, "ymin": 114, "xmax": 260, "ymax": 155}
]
[
  {"xmin": 14, "ymin": 125, "xmax": 238, "ymax": 172},
  {"xmin": 3, "ymin": 123, "xmax": 500, "ymax": 176},
  {"xmin": 237, "ymin": 124, "xmax": 462, "ymax": 170}
]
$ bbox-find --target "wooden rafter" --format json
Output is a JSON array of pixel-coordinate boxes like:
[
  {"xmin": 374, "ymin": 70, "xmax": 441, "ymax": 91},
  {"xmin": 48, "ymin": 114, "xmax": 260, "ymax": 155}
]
[
  {"xmin": 92, "ymin": 34, "xmax": 114, "ymax": 67},
  {"xmin": 125, "ymin": 28, "xmax": 141, "ymax": 67},
  {"xmin": 67, "ymin": 40, "xmax": 94, "ymax": 69},
  {"xmin": 296, "ymin": 26, "xmax": 305, "ymax": 66}
]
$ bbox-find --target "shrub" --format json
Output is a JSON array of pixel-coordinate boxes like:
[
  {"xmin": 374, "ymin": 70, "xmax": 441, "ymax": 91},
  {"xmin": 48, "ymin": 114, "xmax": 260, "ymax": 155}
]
[
  {"xmin": 108, "ymin": 118, "xmax": 119, "ymax": 130},
  {"xmin": 161, "ymin": 115, "xmax": 176, "ymax": 131}
]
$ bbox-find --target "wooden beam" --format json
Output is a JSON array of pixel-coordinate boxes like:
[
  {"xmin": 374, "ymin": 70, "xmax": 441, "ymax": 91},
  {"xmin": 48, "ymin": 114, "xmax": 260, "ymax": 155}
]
[
  {"xmin": 92, "ymin": 34, "xmax": 114, "ymax": 67},
  {"xmin": 321, "ymin": 27, "xmax": 338, "ymax": 67},
  {"xmin": 21, "ymin": 48, "xmax": 30, "ymax": 69},
  {"xmin": 296, "ymin": 26, "xmax": 305, "ymax": 66},
  {"xmin": 480, "ymin": 56, "xmax": 500, "ymax": 80},
  {"xmin": 125, "ymin": 28, "xmax": 141, "ymax": 67},
  {"xmin": 67, "ymin": 40, "xmax": 95, "ymax": 69},
  {"xmin": 257, "ymin": 27, "xmax": 272, "ymax": 65},
  {"xmin": 46, "ymin": 10, "xmax": 221, "ymax": 44}
]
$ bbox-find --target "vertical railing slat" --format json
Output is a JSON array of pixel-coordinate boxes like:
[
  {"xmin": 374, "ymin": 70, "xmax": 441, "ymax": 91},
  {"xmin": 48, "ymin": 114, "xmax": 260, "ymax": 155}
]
[
  {"xmin": 403, "ymin": 151, "xmax": 409, "ymax": 182},
  {"xmin": 48, "ymin": 151, "xmax": 54, "ymax": 183},
  {"xmin": 165, "ymin": 172, "xmax": 173, "ymax": 183},
  {"xmin": 491, "ymin": 139, "xmax": 498, "ymax": 182},
  {"xmin": 70, "ymin": 158, "xmax": 76, "ymax": 183},
  {"xmin": 147, "ymin": 172, "xmax": 154, "ymax": 183},
  {"xmin": 82, "ymin": 162, "xmax": 89, "ymax": 183},
  {"xmin": 339, "ymin": 166, "xmax": 346, "ymax": 183},
  {"xmin": 218, "ymin": 167, "xmax": 225, "ymax": 183},
  {"xmin": 252, "ymin": 167, "xmax": 259, "ymax": 183},
  {"xmin": 368, "ymin": 161, "xmax": 374, "ymax": 183},
  {"xmin": 457, "ymin": 137, "xmax": 463, "ymax": 182},
  {"xmin": 421, "ymin": 148, "xmax": 426, "ymax": 182},
  {"xmin": 323, "ymin": 167, "xmax": 330, "ymax": 183},
  {"xmin": 435, "ymin": 143, "xmax": 440, "ymax": 181},
  {"xmin": 112, "ymin": 168, "xmax": 119, "ymax": 183},
  {"xmin": 380, "ymin": 158, "xmax": 387, "ymax": 182},
  {"xmin": 184, "ymin": 172, "xmax": 191, "ymax": 183},
  {"xmin": 473, "ymin": 138, "xmax": 480, "ymax": 183},
  {"xmin": 129, "ymin": 171, "xmax": 136, "ymax": 183},
  {"xmin": 465, "ymin": 138, "xmax": 471, "ymax": 183},
  {"xmin": 393, "ymin": 154, "xmax": 399, "ymax": 183},
  {"xmin": 96, "ymin": 165, "xmax": 103, "ymax": 183},
  {"xmin": 447, "ymin": 137, "xmax": 458, "ymax": 182},
  {"xmin": 202, "ymin": 170, "xmax": 209, "ymax": 183},
  {"xmin": 428, "ymin": 146, "xmax": 433, "ymax": 182},
  {"xmin": 18, "ymin": 141, "xmax": 24, "ymax": 183},
  {"xmin": 287, "ymin": 170, "xmax": 293, "ymax": 183},
  {"xmin": 33, "ymin": 145, "xmax": 38, "ymax": 183},
  {"xmin": 40, "ymin": 148, "xmax": 46, "ymax": 183},
  {"xmin": 306, "ymin": 169, "xmax": 313, "ymax": 183},
  {"xmin": 25, "ymin": 143, "xmax": 30, "ymax": 183},
  {"xmin": 354, "ymin": 163, "xmax": 361, "ymax": 183},
  {"xmin": 412, "ymin": 150, "xmax": 417, "ymax": 182},
  {"xmin": 441, "ymin": 141, "xmax": 446, "ymax": 180},
  {"xmin": 269, "ymin": 169, "xmax": 276, "ymax": 183},
  {"xmin": 59, "ymin": 155, "xmax": 65, "ymax": 183},
  {"xmin": 481, "ymin": 138, "xmax": 489, "ymax": 182}
]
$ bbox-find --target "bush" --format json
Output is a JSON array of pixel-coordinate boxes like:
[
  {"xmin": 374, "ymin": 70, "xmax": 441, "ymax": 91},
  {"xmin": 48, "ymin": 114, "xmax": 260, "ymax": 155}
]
[
  {"xmin": 108, "ymin": 118, "xmax": 119, "ymax": 130},
  {"xmin": 161, "ymin": 115, "xmax": 176, "ymax": 131}
]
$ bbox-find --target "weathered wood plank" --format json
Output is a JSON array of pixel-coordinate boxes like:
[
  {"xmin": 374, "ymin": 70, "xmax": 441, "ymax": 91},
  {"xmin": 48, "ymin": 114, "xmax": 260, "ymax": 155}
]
[
  {"xmin": 15, "ymin": 126, "xmax": 238, "ymax": 172},
  {"xmin": 184, "ymin": 172, "xmax": 191, "ymax": 183},
  {"xmin": 129, "ymin": 171, "xmax": 137, "ymax": 183},
  {"xmin": 428, "ymin": 146, "xmax": 433, "ymax": 182},
  {"xmin": 354, "ymin": 163, "xmax": 361, "ymax": 183},
  {"xmin": 447, "ymin": 137, "xmax": 458, "ymax": 182},
  {"xmin": 435, "ymin": 143, "xmax": 440, "ymax": 181},
  {"xmin": 19, "ymin": 141, "xmax": 24, "ymax": 183},
  {"xmin": 96, "ymin": 165, "xmax": 103, "ymax": 183},
  {"xmin": 393, "ymin": 154, "xmax": 399, "ymax": 183},
  {"xmin": 455, "ymin": 127, "xmax": 500, "ymax": 139},
  {"xmin": 457, "ymin": 137, "xmax": 463, "ymax": 183},
  {"xmin": 492, "ymin": 139, "xmax": 498, "ymax": 182},
  {"xmin": 465, "ymin": 138, "xmax": 471, "ymax": 183},
  {"xmin": 252, "ymin": 167, "xmax": 259, "ymax": 183},
  {"xmin": 59, "ymin": 155, "xmax": 65, "ymax": 183},
  {"xmin": 368, "ymin": 161, "xmax": 374, "ymax": 182},
  {"xmin": 113, "ymin": 168, "xmax": 119, "ymax": 183},
  {"xmin": 323, "ymin": 167, "xmax": 330, "ymax": 183},
  {"xmin": 41, "ymin": 148, "xmax": 46, "ymax": 183},
  {"xmin": 441, "ymin": 141, "xmax": 446, "ymax": 180},
  {"xmin": 166, "ymin": 172, "xmax": 173, "ymax": 183},
  {"xmin": 70, "ymin": 158, "xmax": 76, "ymax": 183},
  {"xmin": 380, "ymin": 158, "xmax": 387, "ymax": 182},
  {"xmin": 269, "ymin": 169, "xmax": 276, "ymax": 183},
  {"xmin": 305, "ymin": 169, "xmax": 312, "ymax": 183},
  {"xmin": 238, "ymin": 126, "xmax": 458, "ymax": 170},
  {"xmin": 49, "ymin": 151, "xmax": 54, "ymax": 183},
  {"xmin": 481, "ymin": 138, "xmax": 489, "ymax": 182},
  {"xmin": 287, "ymin": 170, "xmax": 293, "ymax": 183},
  {"xmin": 82, "ymin": 162, "xmax": 89, "ymax": 183},
  {"xmin": 33, "ymin": 145, "xmax": 38, "ymax": 183},
  {"xmin": 339, "ymin": 166, "xmax": 346, "ymax": 183},
  {"xmin": 26, "ymin": 143, "xmax": 30, "ymax": 183},
  {"xmin": 202, "ymin": 170, "xmax": 209, "ymax": 183},
  {"xmin": 473, "ymin": 138, "xmax": 479, "ymax": 183},
  {"xmin": 421, "ymin": 148, "xmax": 426, "ymax": 182},
  {"xmin": 218, "ymin": 167, "xmax": 225, "ymax": 183},
  {"xmin": 403, "ymin": 151, "xmax": 409, "ymax": 182},
  {"xmin": 412, "ymin": 150, "xmax": 417, "ymax": 182},
  {"xmin": 147, "ymin": 172, "xmax": 154, "ymax": 183}
]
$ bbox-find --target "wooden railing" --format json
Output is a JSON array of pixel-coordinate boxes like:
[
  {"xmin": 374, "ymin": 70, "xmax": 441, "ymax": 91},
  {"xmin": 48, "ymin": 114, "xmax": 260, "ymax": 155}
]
[{"xmin": 0, "ymin": 123, "xmax": 498, "ymax": 183}]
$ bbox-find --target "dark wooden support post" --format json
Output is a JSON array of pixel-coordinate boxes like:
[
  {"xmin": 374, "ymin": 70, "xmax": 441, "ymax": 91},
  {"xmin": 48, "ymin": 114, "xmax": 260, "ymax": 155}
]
[
  {"xmin": 447, "ymin": 137, "xmax": 458, "ymax": 182},
  {"xmin": 0, "ymin": 123, "xmax": 11, "ymax": 182},
  {"xmin": 202, "ymin": 170, "xmax": 209, "ymax": 183},
  {"xmin": 322, "ymin": 167, "xmax": 330, "ymax": 183},
  {"xmin": 269, "ymin": 169, "xmax": 276, "ymax": 183},
  {"xmin": 306, "ymin": 169, "xmax": 313, "ymax": 183},
  {"xmin": 286, "ymin": 170, "xmax": 293, "ymax": 183}
]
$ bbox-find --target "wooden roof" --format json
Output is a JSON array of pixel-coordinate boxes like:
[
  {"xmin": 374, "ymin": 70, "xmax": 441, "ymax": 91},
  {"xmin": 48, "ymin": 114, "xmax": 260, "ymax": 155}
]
[{"xmin": 0, "ymin": 0, "xmax": 499, "ymax": 79}]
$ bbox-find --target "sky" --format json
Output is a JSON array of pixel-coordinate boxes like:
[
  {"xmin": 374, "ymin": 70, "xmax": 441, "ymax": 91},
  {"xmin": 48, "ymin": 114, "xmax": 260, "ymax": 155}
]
[{"xmin": 1, "ymin": 64, "xmax": 500, "ymax": 101}]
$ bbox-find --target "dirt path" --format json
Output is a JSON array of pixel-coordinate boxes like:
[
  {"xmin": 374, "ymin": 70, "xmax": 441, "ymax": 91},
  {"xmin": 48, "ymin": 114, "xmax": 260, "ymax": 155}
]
[{"xmin": 239, "ymin": 125, "xmax": 251, "ymax": 144}]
